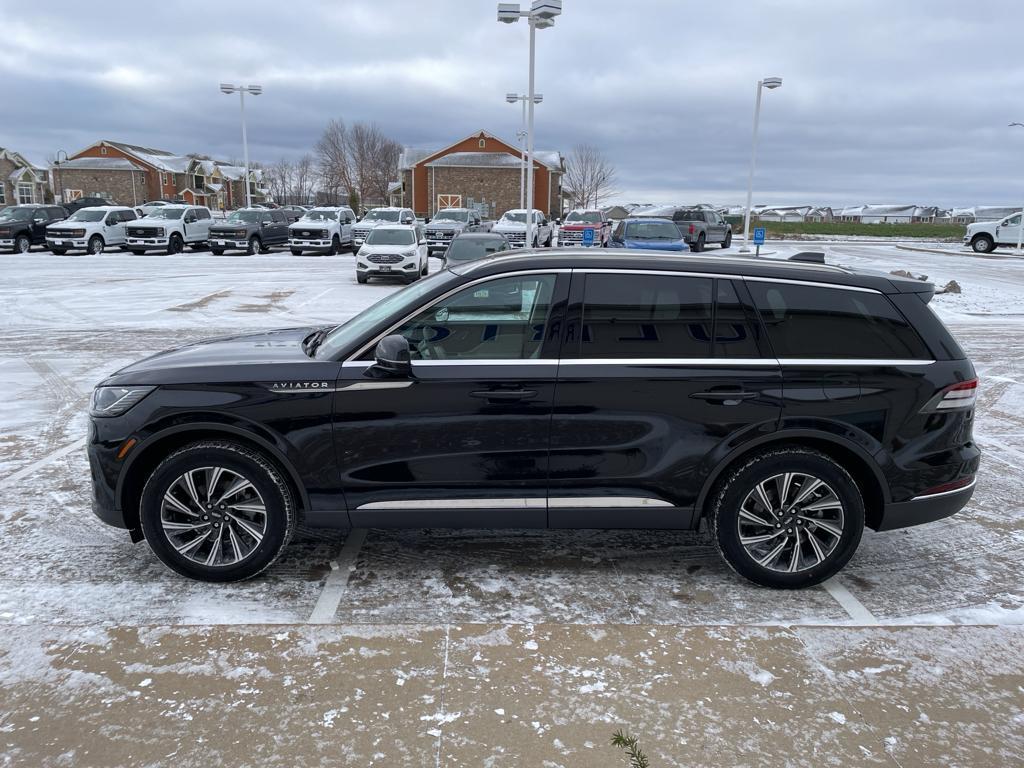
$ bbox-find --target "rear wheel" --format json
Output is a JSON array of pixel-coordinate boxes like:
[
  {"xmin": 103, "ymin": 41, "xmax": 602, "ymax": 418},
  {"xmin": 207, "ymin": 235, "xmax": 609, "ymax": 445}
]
[
  {"xmin": 693, "ymin": 234, "xmax": 705, "ymax": 252},
  {"xmin": 711, "ymin": 447, "xmax": 864, "ymax": 589},
  {"xmin": 722, "ymin": 231, "xmax": 732, "ymax": 249},
  {"xmin": 971, "ymin": 234, "xmax": 995, "ymax": 253},
  {"xmin": 88, "ymin": 235, "xmax": 104, "ymax": 255},
  {"xmin": 139, "ymin": 441, "xmax": 296, "ymax": 582}
]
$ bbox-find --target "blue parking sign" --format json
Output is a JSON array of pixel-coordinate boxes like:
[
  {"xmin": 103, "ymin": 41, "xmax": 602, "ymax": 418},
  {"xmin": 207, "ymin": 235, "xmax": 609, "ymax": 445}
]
[
  {"xmin": 582, "ymin": 227, "xmax": 595, "ymax": 246},
  {"xmin": 753, "ymin": 227, "xmax": 766, "ymax": 245}
]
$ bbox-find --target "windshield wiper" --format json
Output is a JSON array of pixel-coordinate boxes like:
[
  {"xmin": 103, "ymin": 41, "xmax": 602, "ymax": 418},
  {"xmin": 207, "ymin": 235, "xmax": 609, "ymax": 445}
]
[{"xmin": 304, "ymin": 326, "xmax": 335, "ymax": 357}]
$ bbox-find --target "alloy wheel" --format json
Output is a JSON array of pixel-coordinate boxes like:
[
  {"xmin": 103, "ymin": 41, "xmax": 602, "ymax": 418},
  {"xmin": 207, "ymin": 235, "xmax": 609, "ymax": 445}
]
[
  {"xmin": 160, "ymin": 466, "xmax": 268, "ymax": 567},
  {"xmin": 737, "ymin": 472, "xmax": 845, "ymax": 573}
]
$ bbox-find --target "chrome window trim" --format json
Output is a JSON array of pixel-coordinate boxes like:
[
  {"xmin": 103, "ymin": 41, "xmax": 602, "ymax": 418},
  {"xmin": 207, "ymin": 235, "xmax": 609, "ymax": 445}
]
[
  {"xmin": 776, "ymin": 358, "xmax": 935, "ymax": 366},
  {"xmin": 741, "ymin": 275, "xmax": 881, "ymax": 294},
  {"xmin": 341, "ymin": 359, "xmax": 555, "ymax": 369},
  {"xmin": 341, "ymin": 358, "xmax": 935, "ymax": 369},
  {"xmin": 559, "ymin": 358, "xmax": 774, "ymax": 367},
  {"xmin": 346, "ymin": 268, "xmax": 569, "ymax": 363}
]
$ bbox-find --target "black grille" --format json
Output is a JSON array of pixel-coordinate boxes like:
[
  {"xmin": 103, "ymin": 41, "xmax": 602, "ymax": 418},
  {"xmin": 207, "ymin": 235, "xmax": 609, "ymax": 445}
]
[
  {"xmin": 128, "ymin": 227, "xmax": 156, "ymax": 237},
  {"xmin": 427, "ymin": 229, "xmax": 453, "ymax": 239},
  {"xmin": 367, "ymin": 254, "xmax": 403, "ymax": 264},
  {"xmin": 294, "ymin": 229, "xmax": 326, "ymax": 239}
]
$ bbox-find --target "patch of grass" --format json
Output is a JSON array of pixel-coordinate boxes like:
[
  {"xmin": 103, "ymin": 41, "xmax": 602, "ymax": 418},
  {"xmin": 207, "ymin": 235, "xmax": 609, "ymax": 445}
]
[{"xmin": 722, "ymin": 218, "xmax": 965, "ymax": 240}]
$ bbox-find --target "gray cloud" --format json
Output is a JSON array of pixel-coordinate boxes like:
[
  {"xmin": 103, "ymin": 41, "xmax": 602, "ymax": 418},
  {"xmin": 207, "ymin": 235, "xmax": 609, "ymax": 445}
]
[{"xmin": 3, "ymin": 0, "xmax": 1023, "ymax": 206}]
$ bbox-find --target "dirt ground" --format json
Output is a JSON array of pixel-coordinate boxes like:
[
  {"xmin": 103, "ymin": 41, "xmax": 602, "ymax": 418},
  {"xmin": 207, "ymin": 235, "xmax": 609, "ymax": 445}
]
[{"xmin": 0, "ymin": 243, "xmax": 1021, "ymax": 767}]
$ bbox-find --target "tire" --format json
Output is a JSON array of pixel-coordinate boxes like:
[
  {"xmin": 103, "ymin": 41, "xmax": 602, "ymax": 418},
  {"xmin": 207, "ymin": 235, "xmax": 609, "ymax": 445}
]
[
  {"xmin": 15, "ymin": 234, "xmax": 30, "ymax": 253},
  {"xmin": 211, "ymin": 248, "xmax": 225, "ymax": 256},
  {"xmin": 421, "ymin": 259, "xmax": 428, "ymax": 276},
  {"xmin": 356, "ymin": 272, "xmax": 368, "ymax": 284},
  {"xmin": 247, "ymin": 235, "xmax": 260, "ymax": 256},
  {"xmin": 291, "ymin": 248, "xmax": 303, "ymax": 256},
  {"xmin": 331, "ymin": 235, "xmax": 341, "ymax": 255},
  {"xmin": 693, "ymin": 234, "xmax": 705, "ymax": 252},
  {"xmin": 711, "ymin": 447, "xmax": 864, "ymax": 589},
  {"xmin": 130, "ymin": 249, "xmax": 146, "ymax": 256},
  {"xmin": 971, "ymin": 235, "xmax": 995, "ymax": 254},
  {"xmin": 545, "ymin": 231, "xmax": 553, "ymax": 247},
  {"xmin": 51, "ymin": 248, "xmax": 67, "ymax": 255},
  {"xmin": 139, "ymin": 441, "xmax": 296, "ymax": 582},
  {"xmin": 88, "ymin": 235, "xmax": 104, "ymax": 255},
  {"xmin": 167, "ymin": 233, "xmax": 184, "ymax": 255},
  {"xmin": 722, "ymin": 231, "xmax": 732, "ymax": 249}
]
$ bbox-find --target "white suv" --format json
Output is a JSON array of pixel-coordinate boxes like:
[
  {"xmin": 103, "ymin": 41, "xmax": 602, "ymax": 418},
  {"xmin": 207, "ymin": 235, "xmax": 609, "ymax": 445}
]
[
  {"xmin": 289, "ymin": 206, "xmax": 356, "ymax": 255},
  {"xmin": 126, "ymin": 205, "xmax": 213, "ymax": 254},
  {"xmin": 352, "ymin": 207, "xmax": 415, "ymax": 246},
  {"xmin": 355, "ymin": 224, "xmax": 428, "ymax": 284},
  {"xmin": 46, "ymin": 205, "xmax": 139, "ymax": 254}
]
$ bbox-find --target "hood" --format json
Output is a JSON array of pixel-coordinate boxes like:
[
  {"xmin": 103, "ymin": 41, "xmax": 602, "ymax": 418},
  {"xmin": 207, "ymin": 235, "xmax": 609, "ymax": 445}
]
[
  {"xmin": 290, "ymin": 220, "xmax": 332, "ymax": 231},
  {"xmin": 210, "ymin": 222, "xmax": 254, "ymax": 232},
  {"xmin": 358, "ymin": 242, "xmax": 417, "ymax": 255},
  {"xmin": 492, "ymin": 220, "xmax": 527, "ymax": 232},
  {"xmin": 354, "ymin": 220, "xmax": 388, "ymax": 230},
  {"xmin": 623, "ymin": 238, "xmax": 689, "ymax": 251},
  {"xmin": 425, "ymin": 220, "xmax": 466, "ymax": 231},
  {"xmin": 102, "ymin": 327, "xmax": 323, "ymax": 386},
  {"xmin": 129, "ymin": 219, "xmax": 172, "ymax": 230}
]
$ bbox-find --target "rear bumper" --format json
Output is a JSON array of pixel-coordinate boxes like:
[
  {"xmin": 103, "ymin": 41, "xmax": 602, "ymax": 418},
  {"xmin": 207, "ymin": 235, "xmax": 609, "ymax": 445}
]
[{"xmin": 875, "ymin": 479, "xmax": 976, "ymax": 531}]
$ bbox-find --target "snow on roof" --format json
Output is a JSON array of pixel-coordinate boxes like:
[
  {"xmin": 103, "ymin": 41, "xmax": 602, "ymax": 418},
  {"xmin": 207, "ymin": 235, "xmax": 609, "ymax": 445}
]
[
  {"xmin": 8, "ymin": 167, "xmax": 42, "ymax": 182},
  {"xmin": 426, "ymin": 152, "xmax": 524, "ymax": 168},
  {"xmin": 399, "ymin": 148, "xmax": 433, "ymax": 170},
  {"xmin": 55, "ymin": 157, "xmax": 144, "ymax": 172},
  {"xmin": 403, "ymin": 144, "xmax": 561, "ymax": 171},
  {"xmin": 386, "ymin": 181, "xmax": 402, "ymax": 195}
]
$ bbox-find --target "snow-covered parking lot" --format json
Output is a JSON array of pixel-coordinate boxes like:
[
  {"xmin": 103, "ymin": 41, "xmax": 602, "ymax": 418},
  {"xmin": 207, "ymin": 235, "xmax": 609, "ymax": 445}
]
[{"xmin": 1, "ymin": 243, "xmax": 1022, "ymax": 766}]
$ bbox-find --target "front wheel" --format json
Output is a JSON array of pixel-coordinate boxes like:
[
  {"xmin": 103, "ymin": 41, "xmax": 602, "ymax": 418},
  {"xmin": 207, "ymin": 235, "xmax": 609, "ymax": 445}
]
[
  {"xmin": 51, "ymin": 248, "xmax": 68, "ymax": 255},
  {"xmin": 88, "ymin": 235, "xmax": 104, "ymax": 255},
  {"xmin": 711, "ymin": 447, "xmax": 864, "ymax": 589},
  {"xmin": 331, "ymin": 235, "xmax": 341, "ymax": 255},
  {"xmin": 15, "ymin": 234, "xmax": 30, "ymax": 253},
  {"xmin": 167, "ymin": 234, "xmax": 184, "ymax": 255},
  {"xmin": 211, "ymin": 248, "xmax": 225, "ymax": 256},
  {"xmin": 971, "ymin": 235, "xmax": 995, "ymax": 253},
  {"xmin": 130, "ymin": 249, "xmax": 146, "ymax": 256},
  {"xmin": 291, "ymin": 248, "xmax": 303, "ymax": 256},
  {"xmin": 139, "ymin": 441, "xmax": 296, "ymax": 582},
  {"xmin": 356, "ymin": 272, "xmax": 368, "ymax": 284},
  {"xmin": 247, "ymin": 236, "xmax": 260, "ymax": 255}
]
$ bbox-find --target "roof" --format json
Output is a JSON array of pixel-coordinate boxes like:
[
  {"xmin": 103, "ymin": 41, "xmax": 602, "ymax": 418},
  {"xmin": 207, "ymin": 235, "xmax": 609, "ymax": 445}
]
[
  {"xmin": 427, "ymin": 152, "xmax": 523, "ymax": 169},
  {"xmin": 401, "ymin": 131, "xmax": 562, "ymax": 171},
  {"xmin": 101, "ymin": 141, "xmax": 193, "ymax": 173},
  {"xmin": 0, "ymin": 148, "xmax": 43, "ymax": 171},
  {"xmin": 449, "ymin": 250, "xmax": 932, "ymax": 295},
  {"xmin": 55, "ymin": 157, "xmax": 145, "ymax": 172}
]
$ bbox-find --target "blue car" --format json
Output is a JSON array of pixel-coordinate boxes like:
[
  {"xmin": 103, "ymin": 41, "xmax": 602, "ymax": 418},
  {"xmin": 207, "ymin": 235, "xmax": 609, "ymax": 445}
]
[{"xmin": 608, "ymin": 217, "xmax": 690, "ymax": 252}]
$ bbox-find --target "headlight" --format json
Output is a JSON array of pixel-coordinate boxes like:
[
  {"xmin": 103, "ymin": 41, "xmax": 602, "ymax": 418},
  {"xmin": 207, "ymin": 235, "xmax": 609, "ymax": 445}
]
[{"xmin": 90, "ymin": 386, "xmax": 155, "ymax": 417}]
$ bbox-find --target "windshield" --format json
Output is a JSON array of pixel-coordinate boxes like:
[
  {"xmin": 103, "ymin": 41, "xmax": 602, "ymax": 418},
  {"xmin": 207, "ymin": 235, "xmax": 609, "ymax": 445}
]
[
  {"xmin": 445, "ymin": 237, "xmax": 508, "ymax": 262},
  {"xmin": 432, "ymin": 210, "xmax": 469, "ymax": 223},
  {"xmin": 0, "ymin": 207, "xmax": 33, "ymax": 221},
  {"xmin": 625, "ymin": 221, "xmax": 681, "ymax": 240},
  {"xmin": 314, "ymin": 272, "xmax": 452, "ymax": 359},
  {"xmin": 500, "ymin": 212, "xmax": 529, "ymax": 223},
  {"xmin": 227, "ymin": 211, "xmax": 263, "ymax": 223},
  {"xmin": 301, "ymin": 209, "xmax": 338, "ymax": 221},
  {"xmin": 363, "ymin": 209, "xmax": 401, "ymax": 222},
  {"xmin": 366, "ymin": 229, "xmax": 415, "ymax": 246},
  {"xmin": 146, "ymin": 208, "xmax": 186, "ymax": 220},
  {"xmin": 67, "ymin": 209, "xmax": 107, "ymax": 222},
  {"xmin": 565, "ymin": 211, "xmax": 603, "ymax": 223}
]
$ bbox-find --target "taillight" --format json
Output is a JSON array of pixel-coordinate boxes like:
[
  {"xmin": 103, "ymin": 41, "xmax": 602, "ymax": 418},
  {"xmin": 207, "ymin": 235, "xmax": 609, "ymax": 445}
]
[
  {"xmin": 688, "ymin": 224, "xmax": 695, "ymax": 235},
  {"xmin": 924, "ymin": 378, "xmax": 978, "ymax": 412}
]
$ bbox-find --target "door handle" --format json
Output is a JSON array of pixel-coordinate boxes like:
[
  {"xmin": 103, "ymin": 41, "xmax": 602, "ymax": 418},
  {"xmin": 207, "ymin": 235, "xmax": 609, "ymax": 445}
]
[
  {"xmin": 470, "ymin": 389, "xmax": 537, "ymax": 402},
  {"xmin": 691, "ymin": 391, "xmax": 757, "ymax": 405}
]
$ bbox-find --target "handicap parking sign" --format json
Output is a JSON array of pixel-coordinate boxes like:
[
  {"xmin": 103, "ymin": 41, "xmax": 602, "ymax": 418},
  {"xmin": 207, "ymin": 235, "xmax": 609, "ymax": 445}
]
[
  {"xmin": 582, "ymin": 227, "xmax": 595, "ymax": 246},
  {"xmin": 753, "ymin": 227, "xmax": 766, "ymax": 245}
]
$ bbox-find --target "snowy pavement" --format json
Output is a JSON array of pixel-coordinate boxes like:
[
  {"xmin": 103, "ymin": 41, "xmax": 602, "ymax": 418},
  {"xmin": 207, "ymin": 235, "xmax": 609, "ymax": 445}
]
[{"xmin": 1, "ymin": 244, "xmax": 1022, "ymax": 766}]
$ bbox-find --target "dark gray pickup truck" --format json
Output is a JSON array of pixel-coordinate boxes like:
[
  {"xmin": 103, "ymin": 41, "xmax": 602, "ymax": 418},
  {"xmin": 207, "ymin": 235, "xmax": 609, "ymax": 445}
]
[
  {"xmin": 424, "ymin": 208, "xmax": 491, "ymax": 254},
  {"xmin": 209, "ymin": 208, "xmax": 290, "ymax": 255},
  {"xmin": 634, "ymin": 205, "xmax": 732, "ymax": 251}
]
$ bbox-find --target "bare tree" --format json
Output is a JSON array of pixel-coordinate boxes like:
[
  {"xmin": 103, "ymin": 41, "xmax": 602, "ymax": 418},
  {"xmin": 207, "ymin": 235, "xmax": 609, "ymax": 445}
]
[
  {"xmin": 315, "ymin": 118, "xmax": 401, "ymax": 208},
  {"xmin": 315, "ymin": 118, "xmax": 352, "ymax": 204},
  {"xmin": 294, "ymin": 154, "xmax": 316, "ymax": 205},
  {"xmin": 563, "ymin": 143, "xmax": 618, "ymax": 210}
]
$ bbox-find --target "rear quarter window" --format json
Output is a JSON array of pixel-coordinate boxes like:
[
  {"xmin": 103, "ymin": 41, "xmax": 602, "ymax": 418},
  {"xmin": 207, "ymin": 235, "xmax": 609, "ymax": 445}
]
[{"xmin": 748, "ymin": 281, "xmax": 931, "ymax": 359}]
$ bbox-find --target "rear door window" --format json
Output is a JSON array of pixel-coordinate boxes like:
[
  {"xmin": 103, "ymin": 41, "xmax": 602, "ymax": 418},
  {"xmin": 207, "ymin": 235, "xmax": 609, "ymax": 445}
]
[
  {"xmin": 747, "ymin": 281, "xmax": 931, "ymax": 359},
  {"xmin": 714, "ymin": 280, "xmax": 763, "ymax": 358},
  {"xmin": 579, "ymin": 273, "xmax": 714, "ymax": 359}
]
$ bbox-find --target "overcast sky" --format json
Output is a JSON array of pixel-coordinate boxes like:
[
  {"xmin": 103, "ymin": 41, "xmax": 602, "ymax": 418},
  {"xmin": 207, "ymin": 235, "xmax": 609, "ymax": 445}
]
[{"xmin": 2, "ymin": 0, "xmax": 1022, "ymax": 207}]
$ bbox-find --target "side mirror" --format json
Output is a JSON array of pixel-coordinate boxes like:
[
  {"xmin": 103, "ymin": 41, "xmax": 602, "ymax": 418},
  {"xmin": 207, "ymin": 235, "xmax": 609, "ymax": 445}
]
[
  {"xmin": 373, "ymin": 334, "xmax": 412, "ymax": 376},
  {"xmin": 555, "ymin": 218, "xmax": 562, "ymax": 225},
  {"xmin": 262, "ymin": 220, "xmax": 271, "ymax": 227},
  {"xmin": 424, "ymin": 217, "xmax": 431, "ymax": 224}
]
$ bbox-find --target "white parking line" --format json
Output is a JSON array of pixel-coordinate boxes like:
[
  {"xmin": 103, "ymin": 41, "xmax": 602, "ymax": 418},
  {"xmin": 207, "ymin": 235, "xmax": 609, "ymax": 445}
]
[
  {"xmin": 0, "ymin": 437, "xmax": 86, "ymax": 490},
  {"xmin": 307, "ymin": 528, "xmax": 367, "ymax": 624},
  {"xmin": 821, "ymin": 577, "xmax": 879, "ymax": 625}
]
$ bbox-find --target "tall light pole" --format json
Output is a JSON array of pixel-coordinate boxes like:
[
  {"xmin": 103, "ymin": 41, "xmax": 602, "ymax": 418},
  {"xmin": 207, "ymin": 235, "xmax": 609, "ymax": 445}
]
[
  {"xmin": 740, "ymin": 76, "xmax": 783, "ymax": 253},
  {"xmin": 220, "ymin": 83, "xmax": 262, "ymax": 209},
  {"xmin": 53, "ymin": 149, "xmax": 68, "ymax": 205},
  {"xmin": 506, "ymin": 92, "xmax": 543, "ymax": 210},
  {"xmin": 1010, "ymin": 122, "xmax": 1024, "ymax": 255},
  {"xmin": 498, "ymin": 1, "xmax": 561, "ymax": 248}
]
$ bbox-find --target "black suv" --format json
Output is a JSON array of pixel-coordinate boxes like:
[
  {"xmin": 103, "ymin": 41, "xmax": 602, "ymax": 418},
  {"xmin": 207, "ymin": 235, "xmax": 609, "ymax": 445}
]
[
  {"xmin": 87, "ymin": 252, "xmax": 979, "ymax": 587},
  {"xmin": 209, "ymin": 208, "xmax": 290, "ymax": 255},
  {"xmin": 0, "ymin": 204, "xmax": 68, "ymax": 252}
]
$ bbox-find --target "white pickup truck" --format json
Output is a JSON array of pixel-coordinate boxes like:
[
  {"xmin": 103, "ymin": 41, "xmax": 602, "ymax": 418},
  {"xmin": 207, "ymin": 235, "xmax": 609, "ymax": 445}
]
[
  {"xmin": 289, "ymin": 206, "xmax": 356, "ymax": 255},
  {"xmin": 491, "ymin": 208, "xmax": 553, "ymax": 248},
  {"xmin": 126, "ymin": 205, "xmax": 213, "ymax": 254},
  {"xmin": 963, "ymin": 212, "xmax": 1024, "ymax": 253}
]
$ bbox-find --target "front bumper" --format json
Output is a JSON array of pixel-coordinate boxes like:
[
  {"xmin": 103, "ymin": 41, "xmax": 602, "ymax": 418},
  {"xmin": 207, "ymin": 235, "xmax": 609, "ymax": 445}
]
[
  {"xmin": 0, "ymin": 238, "xmax": 14, "ymax": 248},
  {"xmin": 876, "ymin": 479, "xmax": 976, "ymax": 531},
  {"xmin": 357, "ymin": 260, "xmax": 419, "ymax": 276},
  {"xmin": 87, "ymin": 418, "xmax": 131, "ymax": 530},
  {"xmin": 211, "ymin": 238, "xmax": 250, "ymax": 249},
  {"xmin": 127, "ymin": 236, "xmax": 170, "ymax": 249},
  {"xmin": 289, "ymin": 238, "xmax": 333, "ymax": 251},
  {"xmin": 47, "ymin": 238, "xmax": 89, "ymax": 249}
]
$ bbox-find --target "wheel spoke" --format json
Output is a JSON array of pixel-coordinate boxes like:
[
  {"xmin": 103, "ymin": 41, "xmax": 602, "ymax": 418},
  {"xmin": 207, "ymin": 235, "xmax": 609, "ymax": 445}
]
[
  {"xmin": 800, "ymin": 496, "xmax": 843, "ymax": 513},
  {"xmin": 787, "ymin": 527, "xmax": 802, "ymax": 572},
  {"xmin": 806, "ymin": 528, "xmax": 827, "ymax": 565},
  {"xmin": 756, "ymin": 539, "xmax": 788, "ymax": 568},
  {"xmin": 215, "ymin": 478, "xmax": 254, "ymax": 506},
  {"xmin": 739, "ymin": 508, "xmax": 774, "ymax": 528},
  {"xmin": 163, "ymin": 491, "xmax": 199, "ymax": 518},
  {"xmin": 205, "ymin": 467, "xmax": 225, "ymax": 503},
  {"xmin": 205, "ymin": 525, "xmax": 225, "ymax": 566},
  {"xmin": 173, "ymin": 529, "xmax": 212, "ymax": 555},
  {"xmin": 754, "ymin": 481, "xmax": 775, "ymax": 515},
  {"xmin": 228, "ymin": 524, "xmax": 244, "ymax": 562},
  {"xmin": 228, "ymin": 502, "xmax": 266, "ymax": 516},
  {"xmin": 226, "ymin": 512, "xmax": 264, "ymax": 543},
  {"xmin": 791, "ymin": 478, "xmax": 823, "ymax": 507},
  {"xmin": 162, "ymin": 520, "xmax": 211, "ymax": 532},
  {"xmin": 182, "ymin": 470, "xmax": 203, "ymax": 508},
  {"xmin": 777, "ymin": 472, "xmax": 795, "ymax": 508},
  {"xmin": 740, "ymin": 529, "xmax": 786, "ymax": 545},
  {"xmin": 803, "ymin": 517, "xmax": 843, "ymax": 538}
]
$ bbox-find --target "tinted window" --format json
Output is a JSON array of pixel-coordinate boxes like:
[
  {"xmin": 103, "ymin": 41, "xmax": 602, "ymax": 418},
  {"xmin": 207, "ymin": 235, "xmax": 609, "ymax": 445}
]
[
  {"xmin": 714, "ymin": 280, "xmax": 762, "ymax": 358},
  {"xmin": 394, "ymin": 274, "xmax": 556, "ymax": 360},
  {"xmin": 122, "ymin": 210, "xmax": 137, "ymax": 221},
  {"xmin": 271, "ymin": 211, "xmax": 285, "ymax": 223},
  {"xmin": 580, "ymin": 274, "xmax": 713, "ymax": 359},
  {"xmin": 445, "ymin": 237, "xmax": 509, "ymax": 263},
  {"xmin": 196, "ymin": 208, "xmax": 211, "ymax": 220},
  {"xmin": 748, "ymin": 282, "xmax": 930, "ymax": 359}
]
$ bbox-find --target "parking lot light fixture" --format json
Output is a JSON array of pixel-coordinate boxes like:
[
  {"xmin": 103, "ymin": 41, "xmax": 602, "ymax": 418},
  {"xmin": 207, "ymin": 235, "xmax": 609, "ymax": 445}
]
[
  {"xmin": 740, "ymin": 76, "xmax": 783, "ymax": 253},
  {"xmin": 496, "ymin": 0, "xmax": 561, "ymax": 247},
  {"xmin": 220, "ymin": 83, "xmax": 263, "ymax": 209},
  {"xmin": 507, "ymin": 92, "xmax": 544, "ymax": 210},
  {"xmin": 1010, "ymin": 122, "xmax": 1024, "ymax": 255}
]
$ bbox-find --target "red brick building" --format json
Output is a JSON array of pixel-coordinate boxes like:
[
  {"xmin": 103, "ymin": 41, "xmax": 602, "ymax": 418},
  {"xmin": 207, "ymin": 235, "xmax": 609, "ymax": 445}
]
[{"xmin": 396, "ymin": 130, "xmax": 563, "ymax": 219}]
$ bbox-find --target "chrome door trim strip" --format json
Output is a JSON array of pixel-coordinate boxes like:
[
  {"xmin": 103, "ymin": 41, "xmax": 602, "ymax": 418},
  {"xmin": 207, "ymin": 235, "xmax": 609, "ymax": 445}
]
[
  {"xmin": 337, "ymin": 380, "xmax": 415, "ymax": 391},
  {"xmin": 340, "ymin": 359, "xmax": 555, "ymax": 369},
  {"xmin": 346, "ymin": 268, "xmax": 570, "ymax": 362},
  {"xmin": 357, "ymin": 498, "xmax": 546, "ymax": 510},
  {"xmin": 909, "ymin": 477, "xmax": 976, "ymax": 501},
  {"xmin": 558, "ymin": 358, "xmax": 775, "ymax": 366},
  {"xmin": 741, "ymin": 276, "xmax": 881, "ymax": 293},
  {"xmin": 777, "ymin": 358, "xmax": 935, "ymax": 366},
  {"xmin": 548, "ymin": 496, "xmax": 674, "ymax": 508}
]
